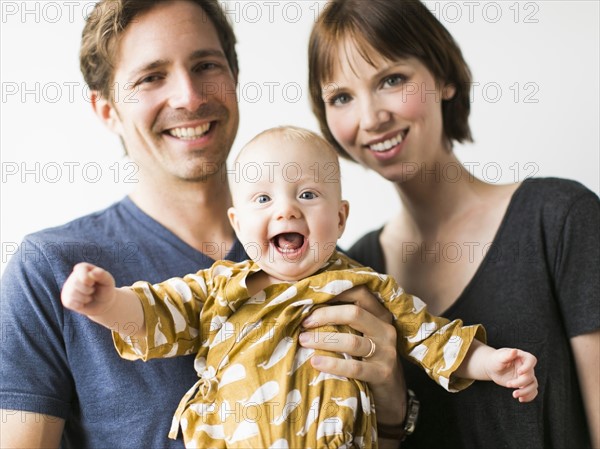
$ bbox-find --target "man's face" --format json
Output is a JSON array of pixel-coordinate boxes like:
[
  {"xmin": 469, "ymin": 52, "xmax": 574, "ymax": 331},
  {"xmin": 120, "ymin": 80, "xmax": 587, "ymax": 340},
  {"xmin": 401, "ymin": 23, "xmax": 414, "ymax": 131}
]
[{"xmin": 107, "ymin": 0, "xmax": 239, "ymax": 183}]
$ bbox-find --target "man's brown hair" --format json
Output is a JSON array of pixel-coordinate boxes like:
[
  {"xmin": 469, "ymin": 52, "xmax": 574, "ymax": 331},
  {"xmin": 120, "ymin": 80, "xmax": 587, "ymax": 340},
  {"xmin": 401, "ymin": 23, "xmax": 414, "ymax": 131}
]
[{"xmin": 80, "ymin": 0, "xmax": 238, "ymax": 100}]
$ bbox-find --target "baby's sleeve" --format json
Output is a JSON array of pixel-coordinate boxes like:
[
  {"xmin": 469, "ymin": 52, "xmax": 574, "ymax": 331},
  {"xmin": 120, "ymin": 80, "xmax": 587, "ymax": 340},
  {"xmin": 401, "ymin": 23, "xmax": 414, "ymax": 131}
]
[
  {"xmin": 113, "ymin": 269, "xmax": 210, "ymax": 361},
  {"xmin": 377, "ymin": 275, "xmax": 486, "ymax": 392}
]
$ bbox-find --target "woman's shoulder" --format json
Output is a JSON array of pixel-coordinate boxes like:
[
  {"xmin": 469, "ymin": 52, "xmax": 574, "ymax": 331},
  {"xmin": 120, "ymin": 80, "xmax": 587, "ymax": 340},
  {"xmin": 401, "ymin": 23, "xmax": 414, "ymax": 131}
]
[
  {"xmin": 518, "ymin": 177, "xmax": 598, "ymax": 204},
  {"xmin": 346, "ymin": 228, "xmax": 386, "ymax": 272},
  {"xmin": 507, "ymin": 177, "xmax": 599, "ymax": 233}
]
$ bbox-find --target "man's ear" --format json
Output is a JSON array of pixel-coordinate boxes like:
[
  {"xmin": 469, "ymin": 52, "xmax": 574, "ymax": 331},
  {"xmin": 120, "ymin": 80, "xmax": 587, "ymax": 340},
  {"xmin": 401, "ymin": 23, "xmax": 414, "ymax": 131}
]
[
  {"xmin": 227, "ymin": 207, "xmax": 240, "ymax": 235},
  {"xmin": 337, "ymin": 200, "xmax": 350, "ymax": 237},
  {"xmin": 90, "ymin": 91, "xmax": 123, "ymax": 134}
]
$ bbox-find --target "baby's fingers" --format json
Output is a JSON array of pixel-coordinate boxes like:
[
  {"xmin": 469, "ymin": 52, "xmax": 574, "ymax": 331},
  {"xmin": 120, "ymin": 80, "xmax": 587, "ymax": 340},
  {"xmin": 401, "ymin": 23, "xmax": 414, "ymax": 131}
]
[
  {"xmin": 506, "ymin": 368, "xmax": 536, "ymax": 389},
  {"xmin": 87, "ymin": 265, "xmax": 114, "ymax": 287},
  {"xmin": 515, "ymin": 349, "xmax": 538, "ymax": 371},
  {"xmin": 512, "ymin": 379, "xmax": 538, "ymax": 402},
  {"xmin": 62, "ymin": 263, "xmax": 103, "ymax": 309}
]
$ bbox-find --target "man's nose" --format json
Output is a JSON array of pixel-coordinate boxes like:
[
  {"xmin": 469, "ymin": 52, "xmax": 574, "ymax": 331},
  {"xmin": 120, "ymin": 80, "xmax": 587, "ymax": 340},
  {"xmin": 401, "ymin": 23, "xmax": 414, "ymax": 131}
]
[{"xmin": 168, "ymin": 72, "xmax": 208, "ymax": 111}]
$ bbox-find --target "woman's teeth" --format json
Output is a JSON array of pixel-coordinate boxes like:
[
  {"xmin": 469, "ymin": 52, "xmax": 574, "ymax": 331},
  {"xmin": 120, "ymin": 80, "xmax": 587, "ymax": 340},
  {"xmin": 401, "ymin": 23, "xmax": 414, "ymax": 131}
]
[
  {"xmin": 168, "ymin": 123, "xmax": 211, "ymax": 140},
  {"xmin": 369, "ymin": 131, "xmax": 405, "ymax": 152}
]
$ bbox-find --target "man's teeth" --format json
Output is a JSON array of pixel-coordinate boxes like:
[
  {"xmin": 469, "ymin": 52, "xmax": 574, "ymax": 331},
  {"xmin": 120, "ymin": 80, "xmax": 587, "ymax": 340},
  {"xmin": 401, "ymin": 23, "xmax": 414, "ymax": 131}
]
[
  {"xmin": 369, "ymin": 131, "xmax": 404, "ymax": 152},
  {"xmin": 168, "ymin": 123, "xmax": 210, "ymax": 140}
]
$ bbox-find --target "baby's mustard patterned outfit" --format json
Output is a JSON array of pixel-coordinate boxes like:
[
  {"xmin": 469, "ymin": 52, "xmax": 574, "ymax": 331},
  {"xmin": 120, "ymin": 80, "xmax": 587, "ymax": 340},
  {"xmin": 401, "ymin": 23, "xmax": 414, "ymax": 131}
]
[{"xmin": 114, "ymin": 251, "xmax": 485, "ymax": 448}]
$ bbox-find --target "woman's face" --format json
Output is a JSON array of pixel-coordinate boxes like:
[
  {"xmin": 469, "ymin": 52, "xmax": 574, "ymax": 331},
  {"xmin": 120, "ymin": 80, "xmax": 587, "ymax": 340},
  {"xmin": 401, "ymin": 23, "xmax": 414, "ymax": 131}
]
[{"xmin": 323, "ymin": 40, "xmax": 454, "ymax": 183}]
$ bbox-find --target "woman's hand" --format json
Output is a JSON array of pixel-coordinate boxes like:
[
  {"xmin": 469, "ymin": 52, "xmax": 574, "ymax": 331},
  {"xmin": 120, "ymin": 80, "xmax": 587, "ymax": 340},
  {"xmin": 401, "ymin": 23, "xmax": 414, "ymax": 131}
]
[{"xmin": 299, "ymin": 285, "xmax": 407, "ymax": 427}]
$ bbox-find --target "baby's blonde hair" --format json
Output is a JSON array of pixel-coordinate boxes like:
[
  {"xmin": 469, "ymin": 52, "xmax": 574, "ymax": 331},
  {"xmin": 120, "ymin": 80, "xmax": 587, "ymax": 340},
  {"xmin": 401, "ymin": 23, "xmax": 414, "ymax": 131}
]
[{"xmin": 235, "ymin": 126, "xmax": 340, "ymax": 169}]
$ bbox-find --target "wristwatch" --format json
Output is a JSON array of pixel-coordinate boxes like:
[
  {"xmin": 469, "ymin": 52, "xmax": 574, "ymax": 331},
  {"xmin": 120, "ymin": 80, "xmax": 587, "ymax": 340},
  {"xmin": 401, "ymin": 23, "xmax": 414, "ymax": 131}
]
[
  {"xmin": 377, "ymin": 389, "xmax": 420, "ymax": 441},
  {"xmin": 402, "ymin": 389, "xmax": 420, "ymax": 437}
]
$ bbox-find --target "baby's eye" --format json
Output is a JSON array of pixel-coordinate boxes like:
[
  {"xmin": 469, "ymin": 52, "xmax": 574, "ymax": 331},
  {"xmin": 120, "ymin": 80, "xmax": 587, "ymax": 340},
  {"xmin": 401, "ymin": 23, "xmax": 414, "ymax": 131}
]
[
  {"xmin": 256, "ymin": 194, "xmax": 271, "ymax": 203},
  {"xmin": 299, "ymin": 191, "xmax": 317, "ymax": 200}
]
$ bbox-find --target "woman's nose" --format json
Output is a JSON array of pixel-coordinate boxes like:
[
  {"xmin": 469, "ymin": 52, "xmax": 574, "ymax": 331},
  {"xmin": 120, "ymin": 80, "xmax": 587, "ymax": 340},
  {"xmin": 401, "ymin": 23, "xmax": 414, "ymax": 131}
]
[{"xmin": 359, "ymin": 97, "xmax": 391, "ymax": 131}]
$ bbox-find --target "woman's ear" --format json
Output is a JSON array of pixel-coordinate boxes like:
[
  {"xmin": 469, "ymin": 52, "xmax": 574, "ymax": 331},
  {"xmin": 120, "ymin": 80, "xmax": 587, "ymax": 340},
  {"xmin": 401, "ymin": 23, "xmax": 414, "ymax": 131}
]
[{"xmin": 442, "ymin": 84, "xmax": 456, "ymax": 100}]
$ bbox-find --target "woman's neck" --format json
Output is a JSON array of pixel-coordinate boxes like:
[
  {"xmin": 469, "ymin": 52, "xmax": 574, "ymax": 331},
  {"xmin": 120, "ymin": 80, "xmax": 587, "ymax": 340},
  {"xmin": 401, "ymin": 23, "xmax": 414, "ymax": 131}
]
[{"xmin": 393, "ymin": 152, "xmax": 488, "ymax": 235}]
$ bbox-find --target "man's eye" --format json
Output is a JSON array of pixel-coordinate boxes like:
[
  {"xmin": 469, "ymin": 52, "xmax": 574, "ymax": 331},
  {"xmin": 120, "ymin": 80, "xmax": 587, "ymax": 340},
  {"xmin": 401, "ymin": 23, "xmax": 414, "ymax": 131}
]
[
  {"xmin": 256, "ymin": 195, "xmax": 271, "ymax": 203},
  {"xmin": 196, "ymin": 62, "xmax": 218, "ymax": 72},
  {"xmin": 138, "ymin": 74, "xmax": 162, "ymax": 85},
  {"xmin": 300, "ymin": 191, "xmax": 316, "ymax": 200}
]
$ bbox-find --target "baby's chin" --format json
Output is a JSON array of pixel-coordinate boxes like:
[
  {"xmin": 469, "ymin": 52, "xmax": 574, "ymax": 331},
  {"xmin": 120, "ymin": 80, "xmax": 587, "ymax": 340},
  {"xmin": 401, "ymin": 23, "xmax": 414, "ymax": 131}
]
[{"xmin": 258, "ymin": 262, "xmax": 324, "ymax": 284}]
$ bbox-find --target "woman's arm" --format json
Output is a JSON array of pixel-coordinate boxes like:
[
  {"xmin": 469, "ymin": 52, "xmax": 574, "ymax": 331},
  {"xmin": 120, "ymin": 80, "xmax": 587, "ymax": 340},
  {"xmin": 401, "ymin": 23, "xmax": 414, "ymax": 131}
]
[
  {"xmin": 571, "ymin": 330, "xmax": 600, "ymax": 449},
  {"xmin": 299, "ymin": 286, "xmax": 408, "ymax": 433}
]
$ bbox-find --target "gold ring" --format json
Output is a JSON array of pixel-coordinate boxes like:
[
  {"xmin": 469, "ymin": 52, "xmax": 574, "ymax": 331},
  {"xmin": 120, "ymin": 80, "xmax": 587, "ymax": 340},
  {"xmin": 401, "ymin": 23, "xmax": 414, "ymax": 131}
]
[{"xmin": 363, "ymin": 337, "xmax": 376, "ymax": 359}]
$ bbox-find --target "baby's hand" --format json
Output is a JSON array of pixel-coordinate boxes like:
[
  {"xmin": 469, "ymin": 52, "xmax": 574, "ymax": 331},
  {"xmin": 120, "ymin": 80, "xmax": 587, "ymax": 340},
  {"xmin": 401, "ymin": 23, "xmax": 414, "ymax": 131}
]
[
  {"xmin": 485, "ymin": 348, "xmax": 538, "ymax": 402},
  {"xmin": 61, "ymin": 262, "xmax": 117, "ymax": 317}
]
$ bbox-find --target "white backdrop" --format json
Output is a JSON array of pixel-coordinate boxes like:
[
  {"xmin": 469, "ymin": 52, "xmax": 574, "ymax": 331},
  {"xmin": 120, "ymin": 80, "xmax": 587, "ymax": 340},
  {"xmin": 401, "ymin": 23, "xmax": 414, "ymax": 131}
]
[{"xmin": 1, "ymin": 1, "xmax": 599, "ymax": 274}]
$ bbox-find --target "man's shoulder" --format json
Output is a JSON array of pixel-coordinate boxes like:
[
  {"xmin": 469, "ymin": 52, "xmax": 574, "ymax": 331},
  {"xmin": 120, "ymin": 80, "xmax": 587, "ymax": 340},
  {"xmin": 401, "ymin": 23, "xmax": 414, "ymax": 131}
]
[
  {"xmin": 24, "ymin": 199, "xmax": 130, "ymax": 245},
  {"xmin": 5, "ymin": 199, "xmax": 138, "ymax": 284}
]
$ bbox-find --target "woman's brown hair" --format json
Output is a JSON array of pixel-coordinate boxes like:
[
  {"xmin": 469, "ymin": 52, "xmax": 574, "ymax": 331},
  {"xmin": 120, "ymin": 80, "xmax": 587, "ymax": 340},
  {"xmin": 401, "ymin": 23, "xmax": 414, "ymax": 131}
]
[{"xmin": 309, "ymin": 0, "xmax": 473, "ymax": 158}]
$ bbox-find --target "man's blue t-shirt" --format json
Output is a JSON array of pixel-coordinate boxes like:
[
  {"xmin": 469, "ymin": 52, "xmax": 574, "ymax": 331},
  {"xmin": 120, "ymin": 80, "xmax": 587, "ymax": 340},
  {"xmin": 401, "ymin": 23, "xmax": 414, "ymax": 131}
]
[{"xmin": 1, "ymin": 197, "xmax": 246, "ymax": 448}]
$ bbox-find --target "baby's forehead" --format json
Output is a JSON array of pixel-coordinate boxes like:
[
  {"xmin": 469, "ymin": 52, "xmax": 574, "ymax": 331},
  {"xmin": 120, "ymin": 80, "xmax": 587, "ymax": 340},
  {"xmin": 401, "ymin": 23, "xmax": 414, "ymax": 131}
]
[{"xmin": 236, "ymin": 133, "xmax": 338, "ymax": 166}]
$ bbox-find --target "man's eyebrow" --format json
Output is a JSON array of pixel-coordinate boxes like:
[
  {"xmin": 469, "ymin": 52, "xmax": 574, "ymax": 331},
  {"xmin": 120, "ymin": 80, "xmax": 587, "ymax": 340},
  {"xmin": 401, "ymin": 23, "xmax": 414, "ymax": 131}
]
[
  {"xmin": 127, "ymin": 49, "xmax": 227, "ymax": 79},
  {"xmin": 127, "ymin": 59, "xmax": 169, "ymax": 80},
  {"xmin": 189, "ymin": 49, "xmax": 227, "ymax": 60}
]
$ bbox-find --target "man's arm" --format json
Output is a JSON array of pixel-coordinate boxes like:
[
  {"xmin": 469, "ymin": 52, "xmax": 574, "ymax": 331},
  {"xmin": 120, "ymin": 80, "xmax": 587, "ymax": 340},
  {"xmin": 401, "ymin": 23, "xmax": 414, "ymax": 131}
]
[
  {"xmin": 0, "ymin": 410, "xmax": 64, "ymax": 449},
  {"xmin": 571, "ymin": 330, "xmax": 600, "ymax": 449}
]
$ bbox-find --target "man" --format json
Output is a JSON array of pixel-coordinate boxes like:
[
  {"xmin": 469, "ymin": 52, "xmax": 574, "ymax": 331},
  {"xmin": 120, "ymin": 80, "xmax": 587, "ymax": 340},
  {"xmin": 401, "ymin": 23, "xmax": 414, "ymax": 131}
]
[
  {"xmin": 1, "ymin": 1, "xmax": 244, "ymax": 447},
  {"xmin": 1, "ymin": 1, "xmax": 408, "ymax": 447}
]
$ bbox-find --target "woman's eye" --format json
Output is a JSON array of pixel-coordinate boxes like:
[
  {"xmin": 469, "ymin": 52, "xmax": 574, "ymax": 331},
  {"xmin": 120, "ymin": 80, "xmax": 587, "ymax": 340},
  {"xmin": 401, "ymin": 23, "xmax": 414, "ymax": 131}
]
[
  {"xmin": 256, "ymin": 194, "xmax": 271, "ymax": 204},
  {"xmin": 330, "ymin": 93, "xmax": 351, "ymax": 106},
  {"xmin": 300, "ymin": 191, "xmax": 317, "ymax": 200},
  {"xmin": 383, "ymin": 74, "xmax": 405, "ymax": 88}
]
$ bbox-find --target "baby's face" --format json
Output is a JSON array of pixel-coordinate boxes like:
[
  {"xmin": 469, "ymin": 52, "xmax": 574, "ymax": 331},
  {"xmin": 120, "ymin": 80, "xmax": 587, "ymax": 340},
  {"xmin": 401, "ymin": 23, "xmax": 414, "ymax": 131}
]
[{"xmin": 228, "ymin": 136, "xmax": 348, "ymax": 282}]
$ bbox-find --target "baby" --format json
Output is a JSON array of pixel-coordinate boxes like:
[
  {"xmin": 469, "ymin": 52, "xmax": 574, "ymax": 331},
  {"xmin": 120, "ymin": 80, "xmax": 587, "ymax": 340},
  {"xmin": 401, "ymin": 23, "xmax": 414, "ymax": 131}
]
[{"xmin": 62, "ymin": 126, "xmax": 537, "ymax": 448}]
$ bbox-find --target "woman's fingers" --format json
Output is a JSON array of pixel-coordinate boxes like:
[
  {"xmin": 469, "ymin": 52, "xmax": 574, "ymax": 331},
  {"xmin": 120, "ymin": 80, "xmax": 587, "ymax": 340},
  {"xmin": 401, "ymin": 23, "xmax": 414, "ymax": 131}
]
[
  {"xmin": 303, "ymin": 303, "xmax": 394, "ymax": 340},
  {"xmin": 299, "ymin": 329, "xmax": 380, "ymax": 359},
  {"xmin": 329, "ymin": 285, "xmax": 394, "ymax": 323}
]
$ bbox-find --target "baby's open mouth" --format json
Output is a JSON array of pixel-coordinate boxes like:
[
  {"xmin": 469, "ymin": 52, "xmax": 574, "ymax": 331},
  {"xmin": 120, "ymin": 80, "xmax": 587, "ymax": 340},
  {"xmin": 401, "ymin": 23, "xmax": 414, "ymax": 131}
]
[{"xmin": 271, "ymin": 232, "xmax": 305, "ymax": 253}]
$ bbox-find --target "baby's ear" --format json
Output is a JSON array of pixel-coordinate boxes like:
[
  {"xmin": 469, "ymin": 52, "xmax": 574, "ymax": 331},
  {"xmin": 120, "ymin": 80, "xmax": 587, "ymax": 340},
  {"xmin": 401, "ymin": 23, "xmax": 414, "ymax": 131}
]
[
  {"xmin": 337, "ymin": 200, "xmax": 350, "ymax": 237},
  {"xmin": 227, "ymin": 207, "xmax": 240, "ymax": 234}
]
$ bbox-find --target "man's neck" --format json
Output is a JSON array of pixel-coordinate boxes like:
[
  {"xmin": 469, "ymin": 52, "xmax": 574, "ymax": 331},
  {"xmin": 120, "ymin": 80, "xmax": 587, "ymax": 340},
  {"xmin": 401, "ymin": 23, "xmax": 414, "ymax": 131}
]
[{"xmin": 129, "ymin": 176, "xmax": 236, "ymax": 260}]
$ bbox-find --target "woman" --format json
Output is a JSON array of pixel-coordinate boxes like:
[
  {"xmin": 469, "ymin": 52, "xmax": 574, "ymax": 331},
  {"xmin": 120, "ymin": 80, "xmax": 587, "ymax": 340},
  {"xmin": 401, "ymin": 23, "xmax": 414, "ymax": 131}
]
[{"xmin": 303, "ymin": 0, "xmax": 599, "ymax": 447}]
